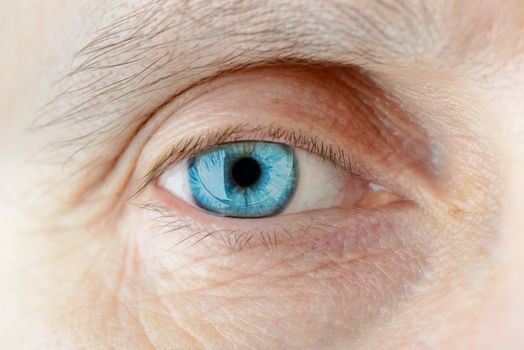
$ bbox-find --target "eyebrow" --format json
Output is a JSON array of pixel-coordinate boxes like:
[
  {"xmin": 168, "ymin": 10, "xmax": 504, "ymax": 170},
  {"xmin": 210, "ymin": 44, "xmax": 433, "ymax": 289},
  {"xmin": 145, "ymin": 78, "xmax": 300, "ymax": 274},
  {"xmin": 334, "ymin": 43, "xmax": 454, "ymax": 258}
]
[{"xmin": 36, "ymin": 0, "xmax": 441, "ymax": 157}]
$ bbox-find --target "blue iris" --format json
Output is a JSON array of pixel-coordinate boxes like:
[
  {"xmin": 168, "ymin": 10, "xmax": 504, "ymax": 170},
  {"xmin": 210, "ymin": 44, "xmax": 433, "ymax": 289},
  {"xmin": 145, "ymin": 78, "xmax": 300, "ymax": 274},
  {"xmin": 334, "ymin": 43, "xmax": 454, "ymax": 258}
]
[{"xmin": 188, "ymin": 141, "xmax": 297, "ymax": 217}]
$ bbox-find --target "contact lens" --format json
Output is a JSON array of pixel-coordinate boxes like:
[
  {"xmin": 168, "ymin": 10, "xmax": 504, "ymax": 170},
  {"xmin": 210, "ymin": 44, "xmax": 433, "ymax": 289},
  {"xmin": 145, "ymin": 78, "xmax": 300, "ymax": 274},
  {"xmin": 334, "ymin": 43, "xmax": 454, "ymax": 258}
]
[{"xmin": 188, "ymin": 141, "xmax": 297, "ymax": 217}]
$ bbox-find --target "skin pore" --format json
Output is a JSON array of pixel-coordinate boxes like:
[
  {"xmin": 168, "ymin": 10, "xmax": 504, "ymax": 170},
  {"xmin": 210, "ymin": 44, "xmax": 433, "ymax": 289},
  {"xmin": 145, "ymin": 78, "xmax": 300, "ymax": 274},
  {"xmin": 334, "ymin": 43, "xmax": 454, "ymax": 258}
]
[{"xmin": 1, "ymin": 1, "xmax": 524, "ymax": 349}]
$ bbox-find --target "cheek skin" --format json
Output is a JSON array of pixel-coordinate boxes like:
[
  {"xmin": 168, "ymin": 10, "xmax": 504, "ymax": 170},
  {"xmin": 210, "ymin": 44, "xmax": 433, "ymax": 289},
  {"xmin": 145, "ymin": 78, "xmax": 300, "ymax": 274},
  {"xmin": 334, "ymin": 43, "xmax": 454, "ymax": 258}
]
[{"xmin": 118, "ymin": 189, "xmax": 433, "ymax": 348}]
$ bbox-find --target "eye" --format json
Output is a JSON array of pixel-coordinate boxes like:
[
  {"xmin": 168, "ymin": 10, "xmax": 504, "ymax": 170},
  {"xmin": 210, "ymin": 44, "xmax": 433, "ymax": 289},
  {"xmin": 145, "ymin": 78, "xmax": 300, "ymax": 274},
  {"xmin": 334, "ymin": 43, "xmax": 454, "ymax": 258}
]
[
  {"xmin": 185, "ymin": 141, "xmax": 296, "ymax": 217},
  {"xmin": 158, "ymin": 140, "xmax": 383, "ymax": 218},
  {"xmin": 133, "ymin": 65, "xmax": 429, "ymax": 257}
]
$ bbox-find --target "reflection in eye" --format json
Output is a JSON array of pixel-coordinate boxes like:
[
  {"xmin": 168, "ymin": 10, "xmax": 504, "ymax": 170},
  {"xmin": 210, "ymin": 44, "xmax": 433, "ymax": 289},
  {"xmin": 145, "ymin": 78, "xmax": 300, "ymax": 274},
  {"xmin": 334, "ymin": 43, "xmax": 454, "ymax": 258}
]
[{"xmin": 188, "ymin": 141, "xmax": 297, "ymax": 217}]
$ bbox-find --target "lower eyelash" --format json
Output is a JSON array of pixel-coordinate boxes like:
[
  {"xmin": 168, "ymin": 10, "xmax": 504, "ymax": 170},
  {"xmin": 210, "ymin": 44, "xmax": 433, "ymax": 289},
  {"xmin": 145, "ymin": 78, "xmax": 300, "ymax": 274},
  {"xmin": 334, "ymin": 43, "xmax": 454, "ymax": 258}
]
[
  {"xmin": 149, "ymin": 215, "xmax": 399, "ymax": 265},
  {"xmin": 134, "ymin": 200, "xmax": 419, "ymax": 277},
  {"xmin": 138, "ymin": 201, "xmax": 335, "ymax": 253}
]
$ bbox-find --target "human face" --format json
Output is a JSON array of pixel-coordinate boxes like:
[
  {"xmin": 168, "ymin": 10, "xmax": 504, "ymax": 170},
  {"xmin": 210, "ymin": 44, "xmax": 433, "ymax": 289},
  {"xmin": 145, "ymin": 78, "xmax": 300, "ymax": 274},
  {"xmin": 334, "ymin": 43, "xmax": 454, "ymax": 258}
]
[{"xmin": 1, "ymin": 1, "xmax": 524, "ymax": 349}]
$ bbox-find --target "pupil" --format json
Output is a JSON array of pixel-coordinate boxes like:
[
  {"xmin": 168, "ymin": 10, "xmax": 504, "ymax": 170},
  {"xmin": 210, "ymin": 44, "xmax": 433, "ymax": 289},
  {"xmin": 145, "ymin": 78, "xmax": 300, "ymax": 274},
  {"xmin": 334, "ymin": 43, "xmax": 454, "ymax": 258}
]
[{"xmin": 231, "ymin": 157, "xmax": 261, "ymax": 187}]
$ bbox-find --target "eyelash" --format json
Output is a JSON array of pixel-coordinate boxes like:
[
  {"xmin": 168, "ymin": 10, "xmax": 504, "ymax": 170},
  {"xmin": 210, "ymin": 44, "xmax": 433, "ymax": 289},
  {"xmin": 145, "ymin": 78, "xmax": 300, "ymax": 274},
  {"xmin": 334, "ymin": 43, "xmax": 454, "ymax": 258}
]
[
  {"xmin": 133, "ymin": 122, "xmax": 390, "ymax": 253},
  {"xmin": 135, "ymin": 123, "xmax": 363, "ymax": 196},
  {"xmin": 137, "ymin": 200, "xmax": 348, "ymax": 253}
]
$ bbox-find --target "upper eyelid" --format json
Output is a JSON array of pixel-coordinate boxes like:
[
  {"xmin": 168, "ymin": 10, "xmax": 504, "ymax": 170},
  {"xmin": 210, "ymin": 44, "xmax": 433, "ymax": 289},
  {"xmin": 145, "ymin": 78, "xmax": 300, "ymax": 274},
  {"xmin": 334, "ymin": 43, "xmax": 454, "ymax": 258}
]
[
  {"xmin": 134, "ymin": 123, "xmax": 361, "ymax": 197},
  {"xmin": 127, "ymin": 66, "xmax": 436, "ymax": 210}
]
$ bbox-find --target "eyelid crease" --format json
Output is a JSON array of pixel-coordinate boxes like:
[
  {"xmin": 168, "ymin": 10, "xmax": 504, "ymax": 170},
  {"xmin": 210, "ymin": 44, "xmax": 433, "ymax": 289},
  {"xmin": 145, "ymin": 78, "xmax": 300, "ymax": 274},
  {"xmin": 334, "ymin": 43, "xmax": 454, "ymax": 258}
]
[{"xmin": 134, "ymin": 123, "xmax": 362, "ymax": 197}]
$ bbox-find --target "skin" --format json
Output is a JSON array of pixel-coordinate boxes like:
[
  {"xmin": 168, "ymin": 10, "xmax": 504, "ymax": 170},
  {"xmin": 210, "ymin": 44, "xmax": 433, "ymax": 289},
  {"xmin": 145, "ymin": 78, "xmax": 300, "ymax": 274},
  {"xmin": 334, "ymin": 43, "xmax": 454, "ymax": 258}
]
[{"xmin": 1, "ymin": 0, "xmax": 524, "ymax": 349}]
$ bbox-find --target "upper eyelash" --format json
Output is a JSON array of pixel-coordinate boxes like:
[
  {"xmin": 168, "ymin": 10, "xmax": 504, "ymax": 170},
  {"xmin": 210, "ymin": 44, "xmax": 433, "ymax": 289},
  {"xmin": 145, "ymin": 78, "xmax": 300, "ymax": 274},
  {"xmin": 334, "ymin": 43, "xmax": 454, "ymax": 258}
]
[{"xmin": 133, "ymin": 123, "xmax": 360, "ymax": 196}]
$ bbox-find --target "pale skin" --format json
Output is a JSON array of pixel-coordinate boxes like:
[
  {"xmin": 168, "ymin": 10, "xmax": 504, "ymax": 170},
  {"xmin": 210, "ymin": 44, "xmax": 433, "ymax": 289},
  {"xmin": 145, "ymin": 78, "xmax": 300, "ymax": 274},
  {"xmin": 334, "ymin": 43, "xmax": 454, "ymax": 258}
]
[{"xmin": 1, "ymin": 1, "xmax": 524, "ymax": 349}]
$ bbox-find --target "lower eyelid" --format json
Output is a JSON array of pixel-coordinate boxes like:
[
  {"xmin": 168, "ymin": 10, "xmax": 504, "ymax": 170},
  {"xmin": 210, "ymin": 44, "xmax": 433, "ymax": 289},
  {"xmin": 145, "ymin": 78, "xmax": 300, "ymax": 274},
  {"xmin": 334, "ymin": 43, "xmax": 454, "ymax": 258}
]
[{"xmin": 140, "ymin": 192, "xmax": 416, "ymax": 260}]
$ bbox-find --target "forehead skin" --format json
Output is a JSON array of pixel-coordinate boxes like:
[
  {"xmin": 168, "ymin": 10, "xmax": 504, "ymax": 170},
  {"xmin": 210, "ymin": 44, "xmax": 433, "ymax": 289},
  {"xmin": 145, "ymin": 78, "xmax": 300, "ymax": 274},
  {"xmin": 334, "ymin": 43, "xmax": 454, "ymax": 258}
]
[{"xmin": 1, "ymin": 0, "xmax": 524, "ymax": 349}]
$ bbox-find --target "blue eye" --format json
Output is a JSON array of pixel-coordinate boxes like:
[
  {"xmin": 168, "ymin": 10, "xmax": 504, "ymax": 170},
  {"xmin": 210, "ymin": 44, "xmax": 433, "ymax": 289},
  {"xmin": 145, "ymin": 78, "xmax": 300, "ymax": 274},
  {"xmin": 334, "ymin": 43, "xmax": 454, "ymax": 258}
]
[
  {"xmin": 187, "ymin": 141, "xmax": 297, "ymax": 217},
  {"xmin": 159, "ymin": 136, "xmax": 380, "ymax": 218}
]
